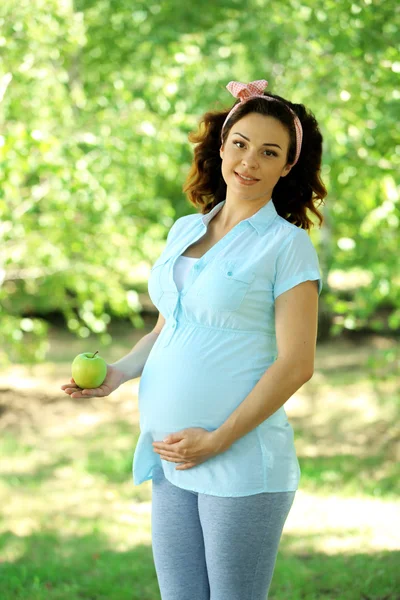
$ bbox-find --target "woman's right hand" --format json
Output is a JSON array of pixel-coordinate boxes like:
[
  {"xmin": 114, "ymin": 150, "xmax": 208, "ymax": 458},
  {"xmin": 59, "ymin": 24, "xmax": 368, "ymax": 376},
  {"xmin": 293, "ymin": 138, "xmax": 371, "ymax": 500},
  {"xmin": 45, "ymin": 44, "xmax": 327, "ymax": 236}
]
[{"xmin": 60, "ymin": 364, "xmax": 126, "ymax": 398}]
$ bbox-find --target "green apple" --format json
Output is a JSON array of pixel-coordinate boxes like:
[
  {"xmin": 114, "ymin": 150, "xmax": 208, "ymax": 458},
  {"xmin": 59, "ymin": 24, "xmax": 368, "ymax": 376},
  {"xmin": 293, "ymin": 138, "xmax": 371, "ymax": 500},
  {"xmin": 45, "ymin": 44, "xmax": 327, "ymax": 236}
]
[{"xmin": 71, "ymin": 351, "xmax": 107, "ymax": 389}]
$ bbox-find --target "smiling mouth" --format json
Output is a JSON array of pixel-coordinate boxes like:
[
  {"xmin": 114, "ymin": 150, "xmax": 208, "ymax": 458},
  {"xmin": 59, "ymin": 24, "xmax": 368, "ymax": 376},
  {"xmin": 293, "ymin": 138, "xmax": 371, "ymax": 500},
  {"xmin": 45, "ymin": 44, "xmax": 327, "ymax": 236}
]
[{"xmin": 234, "ymin": 172, "xmax": 260, "ymax": 183}]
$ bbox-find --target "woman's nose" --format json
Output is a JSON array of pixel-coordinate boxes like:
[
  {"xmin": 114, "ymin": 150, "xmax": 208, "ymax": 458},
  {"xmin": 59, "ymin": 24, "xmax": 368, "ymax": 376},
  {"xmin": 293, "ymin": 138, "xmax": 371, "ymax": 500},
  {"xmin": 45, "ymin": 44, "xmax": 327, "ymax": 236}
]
[{"xmin": 242, "ymin": 152, "xmax": 259, "ymax": 168}]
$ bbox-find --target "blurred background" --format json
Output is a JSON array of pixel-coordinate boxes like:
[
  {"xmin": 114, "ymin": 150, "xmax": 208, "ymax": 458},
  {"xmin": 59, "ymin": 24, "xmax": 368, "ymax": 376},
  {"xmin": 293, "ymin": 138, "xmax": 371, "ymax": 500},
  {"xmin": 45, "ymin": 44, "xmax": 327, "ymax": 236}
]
[{"xmin": 0, "ymin": 0, "xmax": 399, "ymax": 598}]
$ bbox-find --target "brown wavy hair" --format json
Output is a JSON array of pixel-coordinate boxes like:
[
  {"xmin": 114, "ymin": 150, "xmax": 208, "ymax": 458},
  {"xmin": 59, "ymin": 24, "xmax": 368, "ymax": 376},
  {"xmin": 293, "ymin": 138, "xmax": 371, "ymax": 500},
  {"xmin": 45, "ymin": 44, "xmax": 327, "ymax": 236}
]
[{"xmin": 182, "ymin": 90, "xmax": 327, "ymax": 230}]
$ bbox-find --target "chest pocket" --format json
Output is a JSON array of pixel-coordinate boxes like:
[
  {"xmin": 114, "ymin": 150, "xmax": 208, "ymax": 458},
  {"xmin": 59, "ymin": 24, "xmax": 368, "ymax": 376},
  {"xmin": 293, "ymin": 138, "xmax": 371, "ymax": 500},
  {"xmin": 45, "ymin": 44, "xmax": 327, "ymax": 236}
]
[{"xmin": 197, "ymin": 260, "xmax": 256, "ymax": 312}]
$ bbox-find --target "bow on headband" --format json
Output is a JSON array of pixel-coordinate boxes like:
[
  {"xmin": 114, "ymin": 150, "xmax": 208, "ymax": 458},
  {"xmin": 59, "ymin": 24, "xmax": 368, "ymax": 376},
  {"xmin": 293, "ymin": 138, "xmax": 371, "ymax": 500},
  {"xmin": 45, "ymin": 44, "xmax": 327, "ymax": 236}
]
[
  {"xmin": 221, "ymin": 79, "xmax": 303, "ymax": 166},
  {"xmin": 228, "ymin": 79, "xmax": 269, "ymax": 101}
]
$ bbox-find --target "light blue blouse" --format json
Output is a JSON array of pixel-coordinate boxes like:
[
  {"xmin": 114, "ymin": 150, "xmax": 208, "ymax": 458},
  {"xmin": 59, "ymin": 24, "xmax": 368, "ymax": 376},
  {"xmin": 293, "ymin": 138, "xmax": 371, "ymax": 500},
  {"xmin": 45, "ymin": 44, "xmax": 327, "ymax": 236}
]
[{"xmin": 132, "ymin": 198, "xmax": 323, "ymax": 497}]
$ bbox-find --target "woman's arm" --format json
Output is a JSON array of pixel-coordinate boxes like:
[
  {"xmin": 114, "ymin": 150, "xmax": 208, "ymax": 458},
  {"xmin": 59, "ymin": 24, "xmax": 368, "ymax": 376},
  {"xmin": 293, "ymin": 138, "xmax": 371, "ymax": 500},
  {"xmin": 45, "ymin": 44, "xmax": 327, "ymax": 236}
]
[{"xmin": 111, "ymin": 312, "xmax": 165, "ymax": 383}]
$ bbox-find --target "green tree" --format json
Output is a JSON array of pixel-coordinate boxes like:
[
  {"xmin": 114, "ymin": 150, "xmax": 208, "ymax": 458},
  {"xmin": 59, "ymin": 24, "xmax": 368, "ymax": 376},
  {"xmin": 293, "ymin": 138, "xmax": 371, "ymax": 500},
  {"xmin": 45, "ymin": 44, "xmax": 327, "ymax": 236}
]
[{"xmin": 1, "ymin": 0, "xmax": 398, "ymax": 366}]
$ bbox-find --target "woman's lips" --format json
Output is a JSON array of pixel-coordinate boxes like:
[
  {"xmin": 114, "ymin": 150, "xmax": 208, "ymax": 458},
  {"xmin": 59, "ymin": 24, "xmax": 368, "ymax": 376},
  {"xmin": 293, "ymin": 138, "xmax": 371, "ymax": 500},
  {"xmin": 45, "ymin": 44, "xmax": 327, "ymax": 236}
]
[{"xmin": 234, "ymin": 172, "xmax": 259, "ymax": 186}]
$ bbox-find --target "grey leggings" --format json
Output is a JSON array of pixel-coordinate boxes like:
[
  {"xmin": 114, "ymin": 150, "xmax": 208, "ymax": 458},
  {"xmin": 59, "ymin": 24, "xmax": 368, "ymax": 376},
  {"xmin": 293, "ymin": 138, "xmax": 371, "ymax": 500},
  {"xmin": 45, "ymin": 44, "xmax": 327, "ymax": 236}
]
[{"xmin": 151, "ymin": 467, "xmax": 296, "ymax": 600}]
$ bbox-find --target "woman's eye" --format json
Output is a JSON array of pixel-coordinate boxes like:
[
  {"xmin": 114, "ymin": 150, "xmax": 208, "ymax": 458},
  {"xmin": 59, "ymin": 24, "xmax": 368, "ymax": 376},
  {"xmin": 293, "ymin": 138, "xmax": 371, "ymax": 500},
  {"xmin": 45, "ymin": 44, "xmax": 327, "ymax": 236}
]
[{"xmin": 232, "ymin": 141, "xmax": 276, "ymax": 157}]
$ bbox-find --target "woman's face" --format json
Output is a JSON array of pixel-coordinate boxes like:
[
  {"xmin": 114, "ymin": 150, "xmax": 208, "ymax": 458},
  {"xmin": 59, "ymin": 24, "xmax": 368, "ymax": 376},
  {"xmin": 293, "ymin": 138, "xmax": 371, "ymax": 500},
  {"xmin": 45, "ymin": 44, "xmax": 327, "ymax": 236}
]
[{"xmin": 220, "ymin": 112, "xmax": 292, "ymax": 203}]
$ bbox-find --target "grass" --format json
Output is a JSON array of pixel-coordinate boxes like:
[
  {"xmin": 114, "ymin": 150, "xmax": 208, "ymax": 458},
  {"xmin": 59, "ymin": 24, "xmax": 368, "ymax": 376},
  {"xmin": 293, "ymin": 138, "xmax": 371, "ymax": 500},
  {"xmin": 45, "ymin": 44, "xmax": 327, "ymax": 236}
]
[{"xmin": 0, "ymin": 324, "xmax": 399, "ymax": 599}]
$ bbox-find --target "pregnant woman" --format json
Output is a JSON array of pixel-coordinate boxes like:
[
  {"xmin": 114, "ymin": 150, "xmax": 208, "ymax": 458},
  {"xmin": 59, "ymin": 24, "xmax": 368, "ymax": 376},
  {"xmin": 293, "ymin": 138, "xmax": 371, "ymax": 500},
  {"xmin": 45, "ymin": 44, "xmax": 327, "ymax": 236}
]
[{"xmin": 62, "ymin": 78, "xmax": 327, "ymax": 599}]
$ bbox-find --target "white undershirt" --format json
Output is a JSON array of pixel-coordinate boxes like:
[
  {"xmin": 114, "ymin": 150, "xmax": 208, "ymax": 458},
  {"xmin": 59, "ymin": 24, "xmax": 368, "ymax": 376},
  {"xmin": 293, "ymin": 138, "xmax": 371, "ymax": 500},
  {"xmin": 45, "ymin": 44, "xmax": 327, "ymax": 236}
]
[{"xmin": 173, "ymin": 255, "xmax": 200, "ymax": 292}]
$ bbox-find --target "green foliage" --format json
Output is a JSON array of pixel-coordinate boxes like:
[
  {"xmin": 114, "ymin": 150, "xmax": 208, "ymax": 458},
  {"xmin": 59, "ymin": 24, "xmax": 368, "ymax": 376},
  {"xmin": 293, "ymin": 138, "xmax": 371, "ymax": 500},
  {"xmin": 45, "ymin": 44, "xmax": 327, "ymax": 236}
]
[{"xmin": 1, "ymin": 0, "xmax": 399, "ymax": 365}]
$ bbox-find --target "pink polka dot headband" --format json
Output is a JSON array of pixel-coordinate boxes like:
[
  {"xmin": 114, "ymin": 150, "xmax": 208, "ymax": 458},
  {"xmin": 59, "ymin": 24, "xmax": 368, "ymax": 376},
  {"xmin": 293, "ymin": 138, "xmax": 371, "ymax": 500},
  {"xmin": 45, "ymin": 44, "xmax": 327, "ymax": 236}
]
[{"xmin": 221, "ymin": 79, "xmax": 303, "ymax": 166}]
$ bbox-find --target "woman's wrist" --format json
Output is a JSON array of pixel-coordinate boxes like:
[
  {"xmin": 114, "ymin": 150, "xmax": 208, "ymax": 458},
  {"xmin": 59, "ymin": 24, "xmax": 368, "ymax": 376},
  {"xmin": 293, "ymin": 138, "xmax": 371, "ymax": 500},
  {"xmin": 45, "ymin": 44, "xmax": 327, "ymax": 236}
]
[
  {"xmin": 109, "ymin": 363, "xmax": 131, "ymax": 384},
  {"xmin": 210, "ymin": 428, "xmax": 232, "ymax": 454}
]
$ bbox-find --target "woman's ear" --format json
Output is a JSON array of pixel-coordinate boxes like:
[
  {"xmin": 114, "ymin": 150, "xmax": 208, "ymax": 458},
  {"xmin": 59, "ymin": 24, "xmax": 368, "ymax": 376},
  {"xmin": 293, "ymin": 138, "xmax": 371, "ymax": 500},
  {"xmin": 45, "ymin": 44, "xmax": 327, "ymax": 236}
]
[
  {"xmin": 280, "ymin": 164, "xmax": 292, "ymax": 178},
  {"xmin": 220, "ymin": 144, "xmax": 224, "ymax": 159}
]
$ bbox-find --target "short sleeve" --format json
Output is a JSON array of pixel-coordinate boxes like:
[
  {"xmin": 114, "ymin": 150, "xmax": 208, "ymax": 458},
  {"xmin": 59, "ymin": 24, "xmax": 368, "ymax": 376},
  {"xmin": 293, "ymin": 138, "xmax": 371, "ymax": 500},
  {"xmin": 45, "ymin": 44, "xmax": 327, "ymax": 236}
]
[{"xmin": 273, "ymin": 229, "xmax": 323, "ymax": 300}]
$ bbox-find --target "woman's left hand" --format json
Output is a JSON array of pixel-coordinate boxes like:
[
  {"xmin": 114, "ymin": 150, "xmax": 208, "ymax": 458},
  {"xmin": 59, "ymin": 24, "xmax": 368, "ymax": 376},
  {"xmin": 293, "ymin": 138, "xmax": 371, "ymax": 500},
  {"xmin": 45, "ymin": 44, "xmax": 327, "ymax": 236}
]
[{"xmin": 152, "ymin": 427, "xmax": 222, "ymax": 470}]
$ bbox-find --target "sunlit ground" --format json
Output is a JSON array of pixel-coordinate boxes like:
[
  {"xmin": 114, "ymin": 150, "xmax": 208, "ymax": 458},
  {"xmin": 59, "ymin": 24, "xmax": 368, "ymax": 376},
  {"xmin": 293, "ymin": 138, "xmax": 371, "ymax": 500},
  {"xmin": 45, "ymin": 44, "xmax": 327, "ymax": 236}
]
[{"xmin": 0, "ymin": 324, "xmax": 398, "ymax": 599}]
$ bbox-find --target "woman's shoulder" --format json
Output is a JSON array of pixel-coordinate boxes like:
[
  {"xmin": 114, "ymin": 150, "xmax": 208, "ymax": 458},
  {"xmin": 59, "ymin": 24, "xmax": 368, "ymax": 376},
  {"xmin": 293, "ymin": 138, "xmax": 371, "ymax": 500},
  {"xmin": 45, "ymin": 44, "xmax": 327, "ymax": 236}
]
[
  {"xmin": 175, "ymin": 212, "xmax": 201, "ymax": 226},
  {"xmin": 167, "ymin": 212, "xmax": 201, "ymax": 244},
  {"xmin": 274, "ymin": 214, "xmax": 302, "ymax": 234},
  {"xmin": 273, "ymin": 215, "xmax": 316, "ymax": 245}
]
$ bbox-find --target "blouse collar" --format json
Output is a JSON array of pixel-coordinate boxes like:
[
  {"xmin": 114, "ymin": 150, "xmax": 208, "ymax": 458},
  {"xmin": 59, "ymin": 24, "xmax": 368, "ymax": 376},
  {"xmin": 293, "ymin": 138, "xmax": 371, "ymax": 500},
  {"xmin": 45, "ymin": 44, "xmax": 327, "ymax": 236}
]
[{"xmin": 201, "ymin": 198, "xmax": 278, "ymax": 236}]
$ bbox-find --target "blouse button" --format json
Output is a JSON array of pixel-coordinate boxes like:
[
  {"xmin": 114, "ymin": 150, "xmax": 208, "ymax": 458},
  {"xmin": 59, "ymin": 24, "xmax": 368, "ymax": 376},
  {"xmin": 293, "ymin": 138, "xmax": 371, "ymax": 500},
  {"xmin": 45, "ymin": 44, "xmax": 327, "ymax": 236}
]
[{"xmin": 227, "ymin": 271, "xmax": 233, "ymax": 276}]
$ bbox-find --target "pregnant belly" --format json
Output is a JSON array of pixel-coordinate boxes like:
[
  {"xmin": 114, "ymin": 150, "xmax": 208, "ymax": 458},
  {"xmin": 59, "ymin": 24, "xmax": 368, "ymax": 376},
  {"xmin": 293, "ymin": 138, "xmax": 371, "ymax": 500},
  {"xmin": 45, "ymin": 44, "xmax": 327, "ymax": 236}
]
[{"xmin": 137, "ymin": 328, "xmax": 276, "ymax": 432}]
